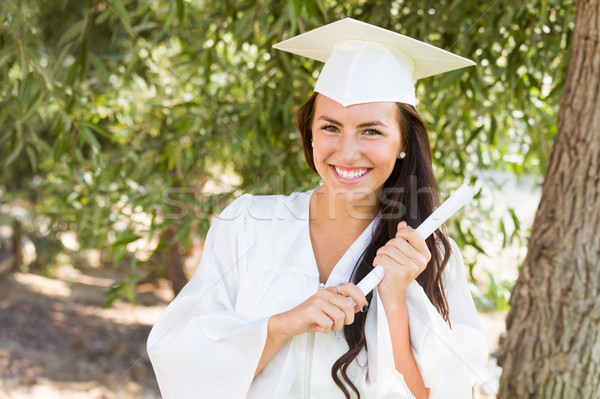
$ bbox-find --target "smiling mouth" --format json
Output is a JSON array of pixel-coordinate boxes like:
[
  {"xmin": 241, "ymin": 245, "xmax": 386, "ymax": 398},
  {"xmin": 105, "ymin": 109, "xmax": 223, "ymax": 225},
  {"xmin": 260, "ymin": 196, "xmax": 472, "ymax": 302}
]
[{"xmin": 332, "ymin": 165, "xmax": 371, "ymax": 180}]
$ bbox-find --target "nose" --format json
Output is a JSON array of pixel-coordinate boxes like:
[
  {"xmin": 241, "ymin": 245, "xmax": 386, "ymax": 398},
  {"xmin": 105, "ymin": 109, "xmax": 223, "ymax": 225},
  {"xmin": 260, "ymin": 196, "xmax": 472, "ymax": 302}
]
[{"xmin": 337, "ymin": 133, "xmax": 362, "ymax": 164}]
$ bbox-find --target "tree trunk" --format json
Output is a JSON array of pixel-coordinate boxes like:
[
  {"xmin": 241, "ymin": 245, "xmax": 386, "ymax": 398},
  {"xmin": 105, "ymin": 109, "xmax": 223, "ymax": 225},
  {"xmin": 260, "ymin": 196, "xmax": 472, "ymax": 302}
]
[
  {"xmin": 497, "ymin": 1, "xmax": 600, "ymax": 397},
  {"xmin": 161, "ymin": 227, "xmax": 188, "ymax": 296},
  {"xmin": 12, "ymin": 219, "xmax": 22, "ymax": 271}
]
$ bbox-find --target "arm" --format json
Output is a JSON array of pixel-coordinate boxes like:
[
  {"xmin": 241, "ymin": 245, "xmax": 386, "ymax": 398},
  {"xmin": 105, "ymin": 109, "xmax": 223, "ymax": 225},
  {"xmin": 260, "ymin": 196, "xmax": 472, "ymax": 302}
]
[
  {"xmin": 382, "ymin": 291, "xmax": 429, "ymax": 399},
  {"xmin": 373, "ymin": 225, "xmax": 487, "ymax": 397},
  {"xmin": 254, "ymin": 283, "xmax": 368, "ymax": 378},
  {"xmin": 147, "ymin": 195, "xmax": 271, "ymax": 399},
  {"xmin": 254, "ymin": 314, "xmax": 291, "ymax": 377},
  {"xmin": 373, "ymin": 221, "xmax": 432, "ymax": 398}
]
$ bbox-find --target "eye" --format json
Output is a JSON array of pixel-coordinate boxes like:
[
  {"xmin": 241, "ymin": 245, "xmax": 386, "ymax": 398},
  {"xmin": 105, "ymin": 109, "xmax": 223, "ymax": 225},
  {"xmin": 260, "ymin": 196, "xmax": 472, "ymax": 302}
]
[
  {"xmin": 321, "ymin": 125, "xmax": 339, "ymax": 132},
  {"xmin": 363, "ymin": 128, "xmax": 382, "ymax": 136}
]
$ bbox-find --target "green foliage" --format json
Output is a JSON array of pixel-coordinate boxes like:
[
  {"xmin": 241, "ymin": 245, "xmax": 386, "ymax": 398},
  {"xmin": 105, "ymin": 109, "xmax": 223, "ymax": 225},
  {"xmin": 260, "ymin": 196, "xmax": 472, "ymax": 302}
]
[
  {"xmin": 104, "ymin": 272, "xmax": 142, "ymax": 308},
  {"xmin": 471, "ymin": 271, "xmax": 514, "ymax": 312},
  {"xmin": 0, "ymin": 0, "xmax": 574, "ymax": 307}
]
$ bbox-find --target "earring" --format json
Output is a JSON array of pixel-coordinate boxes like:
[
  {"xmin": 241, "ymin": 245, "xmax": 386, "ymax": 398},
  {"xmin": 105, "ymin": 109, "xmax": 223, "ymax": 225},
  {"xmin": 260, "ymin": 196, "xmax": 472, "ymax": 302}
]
[
  {"xmin": 311, "ymin": 140, "xmax": 314, "ymax": 148},
  {"xmin": 398, "ymin": 151, "xmax": 406, "ymax": 159}
]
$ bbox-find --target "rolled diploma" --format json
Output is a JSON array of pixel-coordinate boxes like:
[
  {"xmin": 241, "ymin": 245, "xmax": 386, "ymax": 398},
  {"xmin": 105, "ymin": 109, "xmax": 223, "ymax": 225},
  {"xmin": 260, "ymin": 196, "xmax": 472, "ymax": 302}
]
[
  {"xmin": 355, "ymin": 184, "xmax": 474, "ymax": 297},
  {"xmin": 356, "ymin": 265, "xmax": 386, "ymax": 296},
  {"xmin": 415, "ymin": 184, "xmax": 474, "ymax": 240}
]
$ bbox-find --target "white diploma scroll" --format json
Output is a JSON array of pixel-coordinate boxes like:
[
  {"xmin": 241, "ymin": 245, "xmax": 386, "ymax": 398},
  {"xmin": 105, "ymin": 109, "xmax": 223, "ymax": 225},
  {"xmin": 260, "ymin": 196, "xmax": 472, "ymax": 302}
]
[
  {"xmin": 356, "ymin": 265, "xmax": 386, "ymax": 296},
  {"xmin": 356, "ymin": 184, "xmax": 474, "ymax": 297},
  {"xmin": 415, "ymin": 184, "xmax": 474, "ymax": 240}
]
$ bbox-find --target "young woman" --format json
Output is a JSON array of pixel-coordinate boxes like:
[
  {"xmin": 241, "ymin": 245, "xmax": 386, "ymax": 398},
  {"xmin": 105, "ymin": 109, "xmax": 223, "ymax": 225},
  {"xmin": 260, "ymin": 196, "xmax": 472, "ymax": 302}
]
[{"xmin": 148, "ymin": 18, "xmax": 488, "ymax": 399}]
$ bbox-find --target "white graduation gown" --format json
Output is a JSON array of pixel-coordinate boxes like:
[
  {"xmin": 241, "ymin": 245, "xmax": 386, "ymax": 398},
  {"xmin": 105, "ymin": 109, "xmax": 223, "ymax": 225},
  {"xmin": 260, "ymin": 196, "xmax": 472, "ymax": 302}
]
[{"xmin": 147, "ymin": 189, "xmax": 488, "ymax": 399}]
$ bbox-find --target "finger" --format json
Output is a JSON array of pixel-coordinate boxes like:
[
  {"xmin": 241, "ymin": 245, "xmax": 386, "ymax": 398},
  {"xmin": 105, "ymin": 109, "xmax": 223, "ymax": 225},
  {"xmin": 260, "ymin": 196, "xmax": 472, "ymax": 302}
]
[
  {"xmin": 328, "ymin": 293, "xmax": 356, "ymax": 324},
  {"xmin": 377, "ymin": 237, "xmax": 423, "ymax": 260},
  {"xmin": 373, "ymin": 253, "xmax": 421, "ymax": 277},
  {"xmin": 314, "ymin": 312, "xmax": 334, "ymax": 333},
  {"xmin": 336, "ymin": 282, "xmax": 368, "ymax": 313},
  {"xmin": 378, "ymin": 238, "xmax": 427, "ymax": 266},
  {"xmin": 319, "ymin": 287, "xmax": 349, "ymax": 305},
  {"xmin": 377, "ymin": 242, "xmax": 407, "ymax": 262},
  {"xmin": 320, "ymin": 303, "xmax": 347, "ymax": 332},
  {"xmin": 310, "ymin": 303, "xmax": 338, "ymax": 333},
  {"xmin": 396, "ymin": 226, "xmax": 431, "ymax": 260},
  {"xmin": 326, "ymin": 284, "xmax": 365, "ymax": 314},
  {"xmin": 393, "ymin": 229, "xmax": 431, "ymax": 263}
]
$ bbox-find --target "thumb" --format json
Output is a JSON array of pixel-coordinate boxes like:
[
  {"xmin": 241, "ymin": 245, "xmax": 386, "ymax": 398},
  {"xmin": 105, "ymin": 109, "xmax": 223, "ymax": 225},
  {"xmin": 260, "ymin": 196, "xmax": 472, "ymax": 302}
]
[{"xmin": 396, "ymin": 221, "xmax": 407, "ymax": 237}]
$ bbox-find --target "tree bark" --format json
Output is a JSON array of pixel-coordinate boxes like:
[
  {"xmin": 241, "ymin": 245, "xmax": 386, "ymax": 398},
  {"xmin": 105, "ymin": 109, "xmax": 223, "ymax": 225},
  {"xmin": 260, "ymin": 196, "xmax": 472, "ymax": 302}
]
[
  {"xmin": 497, "ymin": 1, "xmax": 600, "ymax": 397},
  {"xmin": 161, "ymin": 227, "xmax": 188, "ymax": 296},
  {"xmin": 11, "ymin": 219, "xmax": 22, "ymax": 271}
]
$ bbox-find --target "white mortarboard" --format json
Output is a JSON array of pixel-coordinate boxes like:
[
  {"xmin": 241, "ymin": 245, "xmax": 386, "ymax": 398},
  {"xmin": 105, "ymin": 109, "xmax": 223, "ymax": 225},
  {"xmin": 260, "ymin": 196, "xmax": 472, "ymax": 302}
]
[{"xmin": 273, "ymin": 18, "xmax": 475, "ymax": 107}]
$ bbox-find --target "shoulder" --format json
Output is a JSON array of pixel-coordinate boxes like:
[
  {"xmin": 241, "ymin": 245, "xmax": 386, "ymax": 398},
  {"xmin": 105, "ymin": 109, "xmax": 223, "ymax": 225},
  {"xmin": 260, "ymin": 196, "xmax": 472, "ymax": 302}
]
[
  {"xmin": 216, "ymin": 193, "xmax": 251, "ymax": 220},
  {"xmin": 209, "ymin": 188, "xmax": 313, "ymax": 240},
  {"xmin": 223, "ymin": 189, "xmax": 313, "ymax": 221}
]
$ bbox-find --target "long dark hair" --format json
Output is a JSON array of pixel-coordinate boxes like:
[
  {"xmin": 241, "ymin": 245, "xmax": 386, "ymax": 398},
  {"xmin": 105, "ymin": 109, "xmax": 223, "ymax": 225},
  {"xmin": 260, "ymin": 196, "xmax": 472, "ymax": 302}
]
[{"xmin": 295, "ymin": 92, "xmax": 452, "ymax": 398}]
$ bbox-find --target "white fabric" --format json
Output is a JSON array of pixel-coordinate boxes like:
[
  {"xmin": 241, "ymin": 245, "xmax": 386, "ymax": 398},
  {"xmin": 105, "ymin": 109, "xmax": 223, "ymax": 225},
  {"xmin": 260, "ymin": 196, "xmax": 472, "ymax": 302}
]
[
  {"xmin": 315, "ymin": 40, "xmax": 417, "ymax": 107},
  {"xmin": 147, "ymin": 189, "xmax": 488, "ymax": 399}
]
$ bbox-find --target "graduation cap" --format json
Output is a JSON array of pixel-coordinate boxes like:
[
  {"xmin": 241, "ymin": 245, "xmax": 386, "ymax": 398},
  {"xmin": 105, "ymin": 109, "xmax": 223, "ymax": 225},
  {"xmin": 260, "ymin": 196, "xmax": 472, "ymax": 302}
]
[{"xmin": 273, "ymin": 18, "xmax": 475, "ymax": 107}]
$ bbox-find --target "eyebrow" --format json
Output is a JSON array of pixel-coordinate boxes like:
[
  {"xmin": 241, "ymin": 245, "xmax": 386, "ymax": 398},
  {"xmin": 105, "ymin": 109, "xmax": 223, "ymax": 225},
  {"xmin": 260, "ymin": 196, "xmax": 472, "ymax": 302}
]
[{"xmin": 316, "ymin": 115, "xmax": 389, "ymax": 129}]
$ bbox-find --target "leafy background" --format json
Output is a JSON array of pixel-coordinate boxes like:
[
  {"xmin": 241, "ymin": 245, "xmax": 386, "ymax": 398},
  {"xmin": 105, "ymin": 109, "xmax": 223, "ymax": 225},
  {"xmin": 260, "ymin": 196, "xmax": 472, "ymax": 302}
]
[
  {"xmin": 1, "ymin": 0, "xmax": 573, "ymax": 328},
  {"xmin": 0, "ymin": 1, "xmax": 578, "ymax": 396}
]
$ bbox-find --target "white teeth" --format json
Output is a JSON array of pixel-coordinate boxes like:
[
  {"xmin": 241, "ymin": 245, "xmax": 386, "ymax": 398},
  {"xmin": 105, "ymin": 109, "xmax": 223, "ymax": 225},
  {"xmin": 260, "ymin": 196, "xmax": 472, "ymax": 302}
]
[{"xmin": 334, "ymin": 166, "xmax": 369, "ymax": 179}]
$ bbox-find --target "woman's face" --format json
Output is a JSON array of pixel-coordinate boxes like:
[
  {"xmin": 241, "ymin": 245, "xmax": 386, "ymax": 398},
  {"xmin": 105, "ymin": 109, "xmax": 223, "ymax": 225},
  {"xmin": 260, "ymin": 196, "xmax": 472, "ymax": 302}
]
[{"xmin": 311, "ymin": 94, "xmax": 403, "ymax": 205}]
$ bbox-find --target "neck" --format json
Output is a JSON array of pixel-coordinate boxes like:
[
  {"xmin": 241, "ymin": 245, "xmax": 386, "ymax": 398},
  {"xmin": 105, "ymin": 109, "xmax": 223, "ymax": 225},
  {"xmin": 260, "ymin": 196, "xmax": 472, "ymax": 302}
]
[{"xmin": 310, "ymin": 185, "xmax": 379, "ymax": 228}]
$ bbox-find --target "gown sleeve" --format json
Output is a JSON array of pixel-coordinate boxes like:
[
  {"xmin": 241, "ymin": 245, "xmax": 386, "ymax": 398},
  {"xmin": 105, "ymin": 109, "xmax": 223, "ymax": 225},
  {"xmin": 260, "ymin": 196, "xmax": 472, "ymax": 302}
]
[
  {"xmin": 367, "ymin": 237, "xmax": 488, "ymax": 399},
  {"xmin": 147, "ymin": 194, "xmax": 270, "ymax": 399}
]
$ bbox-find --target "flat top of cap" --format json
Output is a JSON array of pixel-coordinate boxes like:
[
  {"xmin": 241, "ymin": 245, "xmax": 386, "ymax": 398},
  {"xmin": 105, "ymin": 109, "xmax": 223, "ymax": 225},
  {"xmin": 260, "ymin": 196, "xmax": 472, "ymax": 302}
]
[{"xmin": 272, "ymin": 18, "xmax": 475, "ymax": 80}]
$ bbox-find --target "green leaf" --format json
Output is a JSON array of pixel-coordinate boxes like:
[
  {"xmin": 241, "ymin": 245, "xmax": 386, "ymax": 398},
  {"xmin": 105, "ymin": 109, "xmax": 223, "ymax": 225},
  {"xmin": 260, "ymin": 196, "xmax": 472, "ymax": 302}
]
[
  {"xmin": 20, "ymin": 91, "xmax": 44, "ymax": 123},
  {"xmin": 113, "ymin": 245, "xmax": 128, "ymax": 266},
  {"xmin": 508, "ymin": 207, "xmax": 522, "ymax": 243},
  {"xmin": 499, "ymin": 218, "xmax": 507, "ymax": 249},
  {"xmin": 58, "ymin": 20, "xmax": 85, "ymax": 47},
  {"xmin": 81, "ymin": 127, "xmax": 101, "ymax": 151},
  {"xmin": 286, "ymin": 2, "xmax": 297, "ymax": 34},
  {"xmin": 112, "ymin": 231, "xmax": 141, "ymax": 248},
  {"xmin": 87, "ymin": 52, "xmax": 109, "ymax": 80},
  {"xmin": 25, "ymin": 145, "xmax": 38, "ymax": 173},
  {"xmin": 95, "ymin": 8, "xmax": 113, "ymax": 25},
  {"xmin": 82, "ymin": 121, "xmax": 111, "ymax": 139},
  {"xmin": 315, "ymin": 0, "xmax": 328, "ymax": 21},
  {"xmin": 4, "ymin": 138, "xmax": 24, "ymax": 166},
  {"xmin": 107, "ymin": 0, "xmax": 131, "ymax": 26},
  {"xmin": 0, "ymin": 44, "xmax": 17, "ymax": 68},
  {"xmin": 176, "ymin": 0, "xmax": 185, "ymax": 24},
  {"xmin": 19, "ymin": 72, "xmax": 35, "ymax": 101}
]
